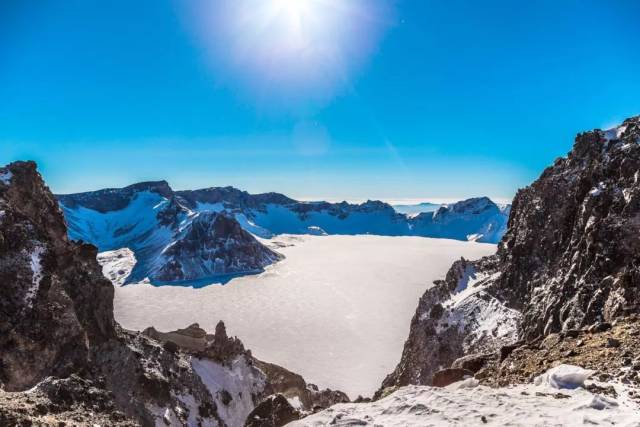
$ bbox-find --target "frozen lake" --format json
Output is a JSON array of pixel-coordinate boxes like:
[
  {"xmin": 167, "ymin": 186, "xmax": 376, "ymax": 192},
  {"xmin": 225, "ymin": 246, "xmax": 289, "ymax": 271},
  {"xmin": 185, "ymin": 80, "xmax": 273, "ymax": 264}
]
[{"xmin": 113, "ymin": 235, "xmax": 496, "ymax": 398}]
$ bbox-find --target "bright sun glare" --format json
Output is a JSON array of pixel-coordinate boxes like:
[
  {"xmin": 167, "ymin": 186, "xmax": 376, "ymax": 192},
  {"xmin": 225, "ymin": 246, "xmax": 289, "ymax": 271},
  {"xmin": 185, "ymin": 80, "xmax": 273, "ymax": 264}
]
[{"xmin": 188, "ymin": 0, "xmax": 390, "ymax": 102}]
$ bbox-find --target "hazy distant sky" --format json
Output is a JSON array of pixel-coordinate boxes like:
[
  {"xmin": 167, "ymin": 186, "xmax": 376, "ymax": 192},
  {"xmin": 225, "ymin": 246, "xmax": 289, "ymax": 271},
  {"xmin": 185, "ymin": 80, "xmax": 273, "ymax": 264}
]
[{"xmin": 2, "ymin": 0, "xmax": 640, "ymax": 202}]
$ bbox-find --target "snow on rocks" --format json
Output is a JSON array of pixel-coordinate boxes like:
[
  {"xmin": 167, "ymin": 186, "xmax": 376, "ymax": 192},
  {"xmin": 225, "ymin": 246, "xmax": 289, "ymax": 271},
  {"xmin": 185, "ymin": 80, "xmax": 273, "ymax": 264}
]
[
  {"xmin": 23, "ymin": 244, "xmax": 46, "ymax": 308},
  {"xmin": 294, "ymin": 366, "xmax": 640, "ymax": 426},
  {"xmin": 97, "ymin": 248, "xmax": 136, "ymax": 286},
  {"xmin": 427, "ymin": 265, "xmax": 520, "ymax": 352},
  {"xmin": 534, "ymin": 364, "xmax": 594, "ymax": 390},
  {"xmin": 191, "ymin": 356, "xmax": 267, "ymax": 427},
  {"xmin": 0, "ymin": 168, "xmax": 12, "ymax": 185}
]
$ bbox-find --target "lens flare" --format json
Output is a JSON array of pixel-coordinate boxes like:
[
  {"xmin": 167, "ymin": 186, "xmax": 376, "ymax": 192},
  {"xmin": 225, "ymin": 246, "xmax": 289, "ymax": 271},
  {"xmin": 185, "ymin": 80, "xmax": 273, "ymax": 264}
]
[{"xmin": 183, "ymin": 0, "xmax": 392, "ymax": 104}]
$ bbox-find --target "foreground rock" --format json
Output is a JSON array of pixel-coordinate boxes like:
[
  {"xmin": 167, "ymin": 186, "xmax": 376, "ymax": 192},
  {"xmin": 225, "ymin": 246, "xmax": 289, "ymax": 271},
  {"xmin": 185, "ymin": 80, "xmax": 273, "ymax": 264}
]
[
  {"xmin": 143, "ymin": 322, "xmax": 350, "ymax": 423},
  {"xmin": 380, "ymin": 117, "xmax": 640, "ymax": 399},
  {"xmin": 477, "ymin": 316, "xmax": 640, "ymax": 399},
  {"xmin": 294, "ymin": 364, "xmax": 639, "ymax": 426}
]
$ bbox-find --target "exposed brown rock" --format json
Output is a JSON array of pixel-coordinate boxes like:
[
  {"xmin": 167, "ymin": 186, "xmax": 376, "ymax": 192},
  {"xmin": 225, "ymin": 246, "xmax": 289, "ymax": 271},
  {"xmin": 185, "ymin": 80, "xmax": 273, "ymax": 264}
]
[{"xmin": 431, "ymin": 368, "xmax": 473, "ymax": 387}]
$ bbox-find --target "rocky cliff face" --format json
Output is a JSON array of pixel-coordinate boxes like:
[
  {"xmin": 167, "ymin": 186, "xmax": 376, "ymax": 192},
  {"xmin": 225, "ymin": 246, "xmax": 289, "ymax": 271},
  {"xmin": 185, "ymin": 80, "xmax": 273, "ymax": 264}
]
[
  {"xmin": 381, "ymin": 116, "xmax": 640, "ymax": 393},
  {"xmin": 0, "ymin": 161, "xmax": 115, "ymax": 391}
]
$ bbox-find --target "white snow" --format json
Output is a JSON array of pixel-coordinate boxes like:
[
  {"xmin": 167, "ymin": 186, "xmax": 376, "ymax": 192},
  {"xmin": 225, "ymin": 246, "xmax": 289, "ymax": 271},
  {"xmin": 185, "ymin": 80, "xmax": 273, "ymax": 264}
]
[
  {"xmin": 292, "ymin": 365, "xmax": 640, "ymax": 426},
  {"xmin": 0, "ymin": 169, "xmax": 12, "ymax": 185},
  {"xmin": 60, "ymin": 191, "xmax": 174, "ymax": 252},
  {"xmin": 287, "ymin": 396, "xmax": 303, "ymax": 410},
  {"xmin": 191, "ymin": 356, "xmax": 266, "ymax": 427},
  {"xmin": 426, "ymin": 267, "xmax": 520, "ymax": 352},
  {"xmin": 111, "ymin": 235, "xmax": 495, "ymax": 398},
  {"xmin": 589, "ymin": 182, "xmax": 605, "ymax": 197},
  {"xmin": 392, "ymin": 202, "xmax": 441, "ymax": 215},
  {"xmin": 97, "ymin": 248, "xmax": 136, "ymax": 286},
  {"xmin": 603, "ymin": 125, "xmax": 628, "ymax": 141},
  {"xmin": 24, "ymin": 245, "xmax": 45, "ymax": 308}
]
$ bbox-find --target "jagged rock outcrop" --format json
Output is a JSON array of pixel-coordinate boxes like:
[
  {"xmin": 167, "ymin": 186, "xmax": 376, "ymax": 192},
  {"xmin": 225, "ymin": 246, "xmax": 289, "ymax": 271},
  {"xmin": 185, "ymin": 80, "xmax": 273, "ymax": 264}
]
[
  {"xmin": 475, "ymin": 315, "xmax": 640, "ymax": 401},
  {"xmin": 381, "ymin": 116, "xmax": 640, "ymax": 393},
  {"xmin": 144, "ymin": 321, "xmax": 350, "ymax": 421}
]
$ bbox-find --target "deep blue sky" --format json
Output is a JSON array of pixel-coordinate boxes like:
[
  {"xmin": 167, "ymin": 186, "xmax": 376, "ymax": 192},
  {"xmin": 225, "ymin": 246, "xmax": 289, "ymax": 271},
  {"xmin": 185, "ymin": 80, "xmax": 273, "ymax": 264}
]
[{"xmin": 2, "ymin": 0, "xmax": 639, "ymax": 202}]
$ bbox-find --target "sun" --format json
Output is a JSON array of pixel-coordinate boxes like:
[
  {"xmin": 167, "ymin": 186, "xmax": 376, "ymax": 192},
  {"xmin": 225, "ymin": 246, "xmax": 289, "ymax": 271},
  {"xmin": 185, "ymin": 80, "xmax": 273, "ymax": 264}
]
[{"xmin": 185, "ymin": 0, "xmax": 391, "ymax": 102}]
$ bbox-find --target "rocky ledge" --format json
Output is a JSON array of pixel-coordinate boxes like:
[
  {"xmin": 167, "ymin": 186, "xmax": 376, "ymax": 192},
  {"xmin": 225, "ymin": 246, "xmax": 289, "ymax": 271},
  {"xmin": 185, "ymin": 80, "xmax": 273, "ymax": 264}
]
[{"xmin": 143, "ymin": 322, "xmax": 350, "ymax": 426}]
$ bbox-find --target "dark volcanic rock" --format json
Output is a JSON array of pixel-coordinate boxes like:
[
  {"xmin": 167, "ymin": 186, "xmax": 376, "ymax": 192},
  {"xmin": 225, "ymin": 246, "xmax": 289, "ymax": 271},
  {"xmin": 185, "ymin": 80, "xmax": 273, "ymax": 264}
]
[
  {"xmin": 0, "ymin": 161, "xmax": 116, "ymax": 391},
  {"xmin": 381, "ymin": 116, "xmax": 640, "ymax": 393},
  {"xmin": 155, "ymin": 212, "xmax": 283, "ymax": 283},
  {"xmin": 431, "ymin": 368, "xmax": 473, "ymax": 387},
  {"xmin": 378, "ymin": 257, "xmax": 518, "ymax": 393},
  {"xmin": 244, "ymin": 394, "xmax": 300, "ymax": 427}
]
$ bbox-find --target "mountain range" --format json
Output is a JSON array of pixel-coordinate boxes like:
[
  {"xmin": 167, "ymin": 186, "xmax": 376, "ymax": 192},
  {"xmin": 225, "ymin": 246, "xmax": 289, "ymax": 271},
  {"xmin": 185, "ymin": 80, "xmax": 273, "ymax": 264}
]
[{"xmin": 57, "ymin": 185, "xmax": 509, "ymax": 284}]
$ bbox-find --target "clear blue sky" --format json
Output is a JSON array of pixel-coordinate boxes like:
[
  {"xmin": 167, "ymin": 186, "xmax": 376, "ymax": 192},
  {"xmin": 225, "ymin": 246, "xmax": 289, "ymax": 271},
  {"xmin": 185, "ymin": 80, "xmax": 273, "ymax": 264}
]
[{"xmin": 2, "ymin": 0, "xmax": 639, "ymax": 202}]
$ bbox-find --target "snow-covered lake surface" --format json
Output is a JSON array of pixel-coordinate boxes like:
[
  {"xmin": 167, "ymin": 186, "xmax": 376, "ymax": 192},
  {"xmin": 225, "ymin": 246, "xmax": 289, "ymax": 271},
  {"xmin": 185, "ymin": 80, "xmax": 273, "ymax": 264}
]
[{"xmin": 113, "ymin": 235, "xmax": 495, "ymax": 398}]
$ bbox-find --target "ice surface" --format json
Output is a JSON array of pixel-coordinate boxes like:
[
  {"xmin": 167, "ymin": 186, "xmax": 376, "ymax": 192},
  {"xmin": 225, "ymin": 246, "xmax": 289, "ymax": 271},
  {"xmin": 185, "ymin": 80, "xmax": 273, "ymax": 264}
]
[{"xmin": 112, "ymin": 235, "xmax": 495, "ymax": 398}]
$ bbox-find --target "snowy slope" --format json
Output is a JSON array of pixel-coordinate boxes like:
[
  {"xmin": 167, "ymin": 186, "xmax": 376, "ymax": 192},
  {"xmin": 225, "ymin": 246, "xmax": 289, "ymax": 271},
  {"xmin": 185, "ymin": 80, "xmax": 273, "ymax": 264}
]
[
  {"xmin": 293, "ymin": 365, "xmax": 640, "ymax": 426},
  {"xmin": 411, "ymin": 197, "xmax": 510, "ymax": 243},
  {"xmin": 60, "ymin": 185, "xmax": 282, "ymax": 284},
  {"xmin": 191, "ymin": 356, "xmax": 266, "ymax": 427}
]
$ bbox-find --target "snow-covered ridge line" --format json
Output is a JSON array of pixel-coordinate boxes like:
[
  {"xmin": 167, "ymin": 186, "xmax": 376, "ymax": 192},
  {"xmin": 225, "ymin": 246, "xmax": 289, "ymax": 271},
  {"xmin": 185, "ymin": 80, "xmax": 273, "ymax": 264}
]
[{"xmin": 57, "ymin": 183, "xmax": 510, "ymax": 245}]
